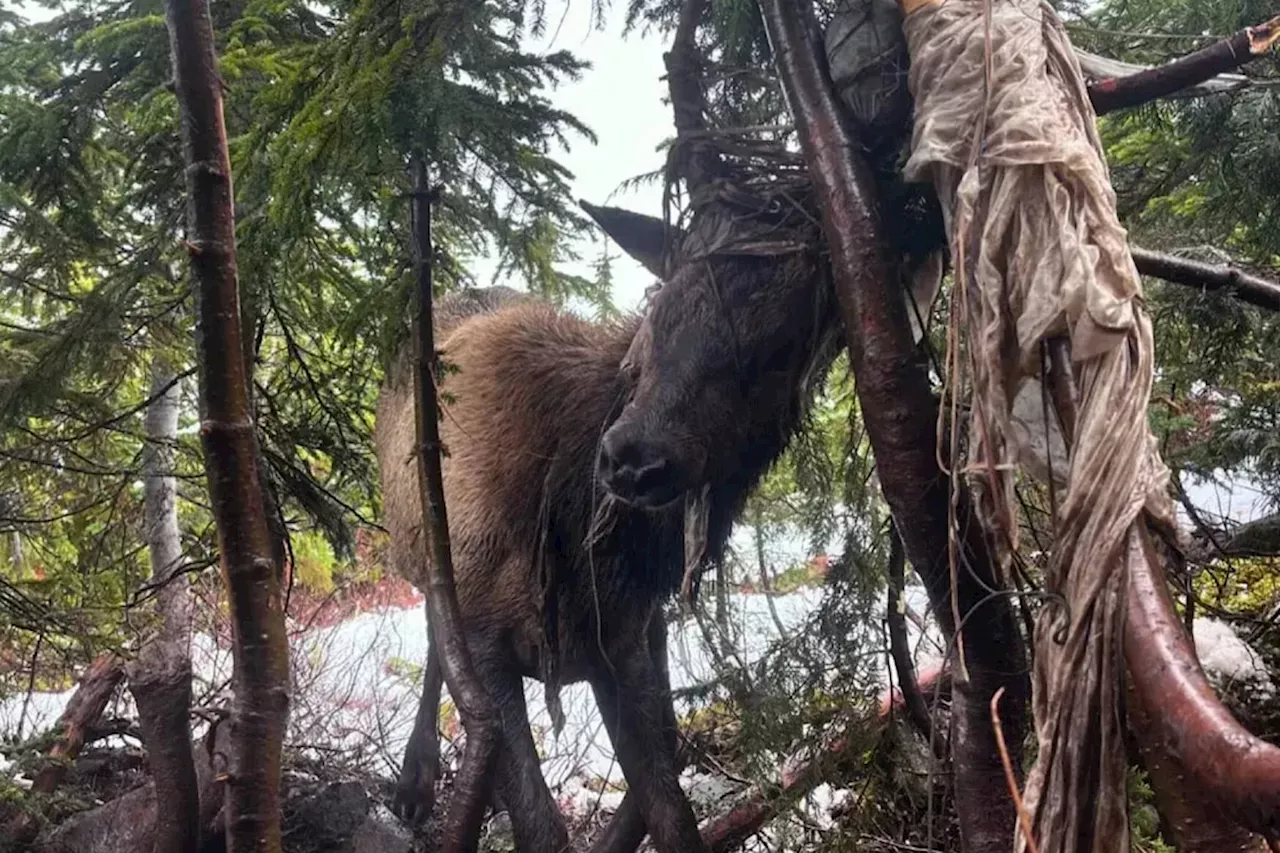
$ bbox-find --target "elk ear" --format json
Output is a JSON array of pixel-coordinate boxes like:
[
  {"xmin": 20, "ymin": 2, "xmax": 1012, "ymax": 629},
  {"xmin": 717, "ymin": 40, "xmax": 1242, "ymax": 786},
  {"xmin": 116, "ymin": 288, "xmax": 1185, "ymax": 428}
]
[{"xmin": 579, "ymin": 199, "xmax": 682, "ymax": 278}]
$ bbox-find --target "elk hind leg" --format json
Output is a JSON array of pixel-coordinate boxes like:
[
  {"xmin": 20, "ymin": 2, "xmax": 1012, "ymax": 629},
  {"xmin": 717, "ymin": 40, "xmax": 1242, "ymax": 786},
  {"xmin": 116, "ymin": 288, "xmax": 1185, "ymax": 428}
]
[{"xmin": 394, "ymin": 611, "xmax": 444, "ymax": 825}]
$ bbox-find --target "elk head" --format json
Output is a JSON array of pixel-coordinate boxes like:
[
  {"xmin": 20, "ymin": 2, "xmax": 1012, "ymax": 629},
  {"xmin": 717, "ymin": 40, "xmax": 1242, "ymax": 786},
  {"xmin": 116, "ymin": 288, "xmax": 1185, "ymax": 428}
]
[{"xmin": 583, "ymin": 200, "xmax": 836, "ymax": 510}]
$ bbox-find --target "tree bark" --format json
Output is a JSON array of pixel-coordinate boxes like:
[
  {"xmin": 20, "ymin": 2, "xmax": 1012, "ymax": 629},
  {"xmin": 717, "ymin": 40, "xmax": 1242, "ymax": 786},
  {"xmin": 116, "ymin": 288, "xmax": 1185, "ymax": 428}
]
[
  {"xmin": 409, "ymin": 157, "xmax": 499, "ymax": 853},
  {"xmin": 1125, "ymin": 526, "xmax": 1280, "ymax": 838},
  {"xmin": 127, "ymin": 359, "xmax": 201, "ymax": 853},
  {"xmin": 1126, "ymin": 679, "xmax": 1268, "ymax": 853},
  {"xmin": 30, "ymin": 653, "xmax": 126, "ymax": 794},
  {"xmin": 162, "ymin": 0, "xmax": 290, "ymax": 849},
  {"xmin": 664, "ymin": 0, "xmax": 721, "ymax": 197},
  {"xmin": 1087, "ymin": 15, "xmax": 1280, "ymax": 115},
  {"xmin": 758, "ymin": 1, "xmax": 1028, "ymax": 851},
  {"xmin": 1132, "ymin": 247, "xmax": 1280, "ymax": 314}
]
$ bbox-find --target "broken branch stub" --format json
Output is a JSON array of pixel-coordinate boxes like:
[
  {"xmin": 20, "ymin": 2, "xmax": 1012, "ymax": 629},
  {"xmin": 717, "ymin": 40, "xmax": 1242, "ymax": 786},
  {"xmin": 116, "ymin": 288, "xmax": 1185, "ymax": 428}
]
[
  {"xmin": 1087, "ymin": 14, "xmax": 1280, "ymax": 115},
  {"xmin": 408, "ymin": 158, "xmax": 500, "ymax": 853}
]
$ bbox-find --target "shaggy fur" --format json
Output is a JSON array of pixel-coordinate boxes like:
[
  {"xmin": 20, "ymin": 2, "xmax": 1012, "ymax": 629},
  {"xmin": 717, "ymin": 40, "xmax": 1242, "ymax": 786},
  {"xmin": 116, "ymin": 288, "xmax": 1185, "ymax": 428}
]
[{"xmin": 373, "ymin": 200, "xmax": 839, "ymax": 853}]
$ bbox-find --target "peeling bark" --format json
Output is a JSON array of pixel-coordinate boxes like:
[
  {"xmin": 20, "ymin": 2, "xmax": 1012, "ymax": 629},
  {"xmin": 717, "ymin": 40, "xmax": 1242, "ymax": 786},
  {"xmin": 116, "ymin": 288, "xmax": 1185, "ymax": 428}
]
[
  {"xmin": 31, "ymin": 654, "xmax": 126, "ymax": 795},
  {"xmin": 127, "ymin": 359, "xmax": 200, "ymax": 853},
  {"xmin": 1132, "ymin": 247, "xmax": 1280, "ymax": 314},
  {"xmin": 757, "ymin": 1, "xmax": 1028, "ymax": 850},
  {"xmin": 162, "ymin": 0, "xmax": 290, "ymax": 848},
  {"xmin": 409, "ymin": 158, "xmax": 499, "ymax": 853},
  {"xmin": 1087, "ymin": 15, "xmax": 1280, "ymax": 115}
]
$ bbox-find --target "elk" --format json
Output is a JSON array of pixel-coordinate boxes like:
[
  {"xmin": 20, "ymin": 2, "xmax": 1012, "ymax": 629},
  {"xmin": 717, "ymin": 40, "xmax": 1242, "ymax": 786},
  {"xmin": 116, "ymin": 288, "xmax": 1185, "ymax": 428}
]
[{"xmin": 373, "ymin": 186, "xmax": 841, "ymax": 853}]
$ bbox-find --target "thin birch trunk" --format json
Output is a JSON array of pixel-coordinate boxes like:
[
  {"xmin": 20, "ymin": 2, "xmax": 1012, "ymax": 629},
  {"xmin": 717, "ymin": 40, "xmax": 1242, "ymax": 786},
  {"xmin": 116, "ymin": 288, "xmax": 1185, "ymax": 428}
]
[{"xmin": 127, "ymin": 359, "xmax": 201, "ymax": 853}]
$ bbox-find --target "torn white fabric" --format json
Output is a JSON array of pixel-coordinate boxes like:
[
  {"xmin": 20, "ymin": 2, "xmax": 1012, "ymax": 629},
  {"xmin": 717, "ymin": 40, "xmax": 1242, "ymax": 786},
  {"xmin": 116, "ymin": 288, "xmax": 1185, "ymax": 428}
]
[{"xmin": 899, "ymin": 0, "xmax": 1177, "ymax": 850}]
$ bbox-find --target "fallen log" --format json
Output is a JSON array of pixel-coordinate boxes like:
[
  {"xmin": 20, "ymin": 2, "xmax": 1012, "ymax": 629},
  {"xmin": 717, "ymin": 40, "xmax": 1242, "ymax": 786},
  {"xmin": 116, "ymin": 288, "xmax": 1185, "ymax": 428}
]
[
  {"xmin": 29, "ymin": 654, "xmax": 126, "ymax": 795},
  {"xmin": 699, "ymin": 667, "xmax": 949, "ymax": 853},
  {"xmin": 3, "ymin": 653, "xmax": 126, "ymax": 847}
]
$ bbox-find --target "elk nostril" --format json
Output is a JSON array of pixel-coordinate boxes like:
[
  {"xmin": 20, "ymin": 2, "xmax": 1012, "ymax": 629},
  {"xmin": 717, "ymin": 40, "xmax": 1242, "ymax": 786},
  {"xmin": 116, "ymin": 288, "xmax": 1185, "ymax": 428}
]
[
  {"xmin": 631, "ymin": 457, "xmax": 671, "ymax": 493},
  {"xmin": 600, "ymin": 430, "xmax": 673, "ymax": 499}
]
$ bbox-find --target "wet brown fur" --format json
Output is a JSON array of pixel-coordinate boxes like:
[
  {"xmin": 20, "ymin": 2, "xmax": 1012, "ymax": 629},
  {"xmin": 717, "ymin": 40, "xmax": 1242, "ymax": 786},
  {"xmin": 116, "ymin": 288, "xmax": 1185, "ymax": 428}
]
[{"xmin": 373, "ymin": 200, "xmax": 840, "ymax": 852}]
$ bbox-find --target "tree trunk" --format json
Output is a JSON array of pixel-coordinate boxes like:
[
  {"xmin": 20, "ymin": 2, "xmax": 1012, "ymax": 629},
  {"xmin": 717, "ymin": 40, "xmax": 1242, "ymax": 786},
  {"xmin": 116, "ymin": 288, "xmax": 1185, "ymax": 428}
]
[
  {"xmin": 409, "ymin": 157, "xmax": 499, "ymax": 853},
  {"xmin": 1127, "ymin": 679, "xmax": 1268, "ymax": 853},
  {"xmin": 161, "ymin": 0, "xmax": 290, "ymax": 849},
  {"xmin": 758, "ymin": 2, "xmax": 1029, "ymax": 851},
  {"xmin": 127, "ymin": 359, "xmax": 201, "ymax": 853}
]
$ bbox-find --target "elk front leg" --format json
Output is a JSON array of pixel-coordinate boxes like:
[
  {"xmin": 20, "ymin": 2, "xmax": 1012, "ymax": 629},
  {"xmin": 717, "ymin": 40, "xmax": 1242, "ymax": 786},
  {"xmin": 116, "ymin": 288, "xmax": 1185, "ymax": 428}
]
[
  {"xmin": 591, "ymin": 621, "xmax": 708, "ymax": 853},
  {"xmin": 589, "ymin": 616, "xmax": 680, "ymax": 853},
  {"xmin": 394, "ymin": 609, "xmax": 444, "ymax": 825},
  {"xmin": 475, "ymin": 655, "xmax": 570, "ymax": 853}
]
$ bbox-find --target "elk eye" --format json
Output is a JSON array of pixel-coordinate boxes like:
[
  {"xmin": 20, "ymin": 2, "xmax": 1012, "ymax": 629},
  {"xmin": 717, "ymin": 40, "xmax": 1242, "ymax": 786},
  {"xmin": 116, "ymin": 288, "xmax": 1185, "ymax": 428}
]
[{"xmin": 620, "ymin": 358, "xmax": 641, "ymax": 384}]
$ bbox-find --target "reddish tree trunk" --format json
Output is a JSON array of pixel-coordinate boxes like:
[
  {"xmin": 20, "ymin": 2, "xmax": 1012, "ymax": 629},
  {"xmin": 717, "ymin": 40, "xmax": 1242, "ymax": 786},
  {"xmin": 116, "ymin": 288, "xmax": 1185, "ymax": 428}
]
[
  {"xmin": 1087, "ymin": 15, "xmax": 1280, "ymax": 115},
  {"xmin": 409, "ymin": 157, "xmax": 500, "ymax": 853},
  {"xmin": 161, "ymin": 0, "xmax": 290, "ymax": 849},
  {"xmin": 1127, "ymin": 679, "xmax": 1267, "ymax": 853},
  {"xmin": 757, "ymin": 1, "xmax": 1028, "ymax": 851}
]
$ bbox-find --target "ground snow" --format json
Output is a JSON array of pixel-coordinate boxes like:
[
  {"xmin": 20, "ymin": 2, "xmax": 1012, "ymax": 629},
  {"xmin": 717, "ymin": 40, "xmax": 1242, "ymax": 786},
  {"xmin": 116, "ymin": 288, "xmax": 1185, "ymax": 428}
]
[{"xmin": 2, "ymin": 583, "xmax": 1273, "ymax": 825}]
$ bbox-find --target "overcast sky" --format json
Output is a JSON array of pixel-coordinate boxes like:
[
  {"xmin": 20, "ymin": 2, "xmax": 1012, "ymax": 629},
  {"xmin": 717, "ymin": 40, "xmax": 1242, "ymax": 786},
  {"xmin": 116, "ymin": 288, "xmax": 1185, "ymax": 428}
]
[{"xmin": 498, "ymin": 0, "xmax": 673, "ymax": 314}]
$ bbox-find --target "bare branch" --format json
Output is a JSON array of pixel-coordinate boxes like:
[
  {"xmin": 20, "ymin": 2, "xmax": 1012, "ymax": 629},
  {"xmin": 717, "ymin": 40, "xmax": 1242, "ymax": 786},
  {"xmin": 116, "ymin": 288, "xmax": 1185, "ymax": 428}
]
[
  {"xmin": 885, "ymin": 526, "xmax": 938, "ymax": 753},
  {"xmin": 1132, "ymin": 247, "xmax": 1280, "ymax": 313},
  {"xmin": 700, "ymin": 668, "xmax": 948, "ymax": 853},
  {"xmin": 1088, "ymin": 15, "xmax": 1280, "ymax": 115},
  {"xmin": 664, "ymin": 0, "xmax": 721, "ymax": 193}
]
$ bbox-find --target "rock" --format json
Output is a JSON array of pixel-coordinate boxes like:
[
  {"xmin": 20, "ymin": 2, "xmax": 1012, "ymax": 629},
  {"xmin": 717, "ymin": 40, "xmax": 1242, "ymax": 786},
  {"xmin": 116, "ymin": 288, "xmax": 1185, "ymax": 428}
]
[
  {"xmin": 482, "ymin": 811, "xmax": 515, "ymax": 852},
  {"xmin": 342, "ymin": 804, "xmax": 413, "ymax": 853},
  {"xmin": 36, "ymin": 782, "xmax": 156, "ymax": 853},
  {"xmin": 284, "ymin": 780, "xmax": 370, "ymax": 851}
]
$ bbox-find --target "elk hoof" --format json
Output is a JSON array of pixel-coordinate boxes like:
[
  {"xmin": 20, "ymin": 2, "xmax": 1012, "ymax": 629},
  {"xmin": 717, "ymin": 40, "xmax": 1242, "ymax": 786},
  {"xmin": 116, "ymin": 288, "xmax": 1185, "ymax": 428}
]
[{"xmin": 392, "ymin": 759, "xmax": 437, "ymax": 826}]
